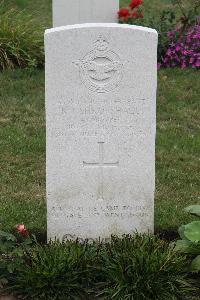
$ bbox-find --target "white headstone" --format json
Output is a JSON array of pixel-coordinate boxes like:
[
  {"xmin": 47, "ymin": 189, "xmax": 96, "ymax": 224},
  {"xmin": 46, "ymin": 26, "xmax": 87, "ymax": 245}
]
[
  {"xmin": 53, "ymin": 0, "xmax": 119, "ymax": 27},
  {"xmin": 45, "ymin": 24, "xmax": 158, "ymax": 241}
]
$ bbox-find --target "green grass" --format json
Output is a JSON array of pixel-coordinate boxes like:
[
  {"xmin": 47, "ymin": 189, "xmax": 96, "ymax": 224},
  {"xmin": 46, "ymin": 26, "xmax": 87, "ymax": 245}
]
[
  {"xmin": 0, "ymin": 5, "xmax": 44, "ymax": 70},
  {"xmin": 0, "ymin": 0, "xmax": 199, "ymax": 234},
  {"xmin": 1, "ymin": 0, "xmax": 52, "ymax": 27},
  {"xmin": 0, "ymin": 68, "xmax": 199, "ymax": 233},
  {"xmin": 4, "ymin": 235, "xmax": 194, "ymax": 300},
  {"xmin": 156, "ymin": 69, "xmax": 200, "ymax": 230},
  {"xmin": 0, "ymin": 69, "xmax": 46, "ymax": 232}
]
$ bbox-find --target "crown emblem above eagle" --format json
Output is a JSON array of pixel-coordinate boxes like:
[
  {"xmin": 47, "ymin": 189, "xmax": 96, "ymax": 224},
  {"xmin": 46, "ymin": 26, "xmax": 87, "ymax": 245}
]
[{"xmin": 94, "ymin": 35, "xmax": 109, "ymax": 52}]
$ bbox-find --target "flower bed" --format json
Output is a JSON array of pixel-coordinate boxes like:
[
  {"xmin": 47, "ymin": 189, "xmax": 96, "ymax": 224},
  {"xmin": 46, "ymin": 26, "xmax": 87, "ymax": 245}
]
[
  {"xmin": 118, "ymin": 0, "xmax": 200, "ymax": 69},
  {"xmin": 159, "ymin": 18, "xmax": 200, "ymax": 69}
]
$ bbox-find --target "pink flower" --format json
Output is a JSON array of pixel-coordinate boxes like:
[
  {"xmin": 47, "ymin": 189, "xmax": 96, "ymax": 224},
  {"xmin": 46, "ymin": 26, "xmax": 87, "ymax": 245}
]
[
  {"xmin": 195, "ymin": 60, "xmax": 200, "ymax": 67},
  {"xmin": 159, "ymin": 17, "xmax": 200, "ymax": 69},
  {"xmin": 15, "ymin": 224, "xmax": 29, "ymax": 236},
  {"xmin": 175, "ymin": 45, "xmax": 181, "ymax": 51},
  {"xmin": 157, "ymin": 62, "xmax": 161, "ymax": 70},
  {"xmin": 189, "ymin": 57, "xmax": 195, "ymax": 64},
  {"xmin": 167, "ymin": 31, "xmax": 174, "ymax": 39}
]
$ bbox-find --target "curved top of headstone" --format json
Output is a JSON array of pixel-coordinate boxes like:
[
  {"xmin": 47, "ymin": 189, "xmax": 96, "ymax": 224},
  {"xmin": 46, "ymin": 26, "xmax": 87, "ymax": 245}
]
[{"xmin": 45, "ymin": 23, "xmax": 158, "ymax": 36}]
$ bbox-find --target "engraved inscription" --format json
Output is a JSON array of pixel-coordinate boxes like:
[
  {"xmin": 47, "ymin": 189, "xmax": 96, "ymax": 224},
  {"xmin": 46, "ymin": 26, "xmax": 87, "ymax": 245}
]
[
  {"xmin": 49, "ymin": 96, "xmax": 152, "ymax": 139},
  {"xmin": 51, "ymin": 204, "xmax": 148, "ymax": 220},
  {"xmin": 73, "ymin": 35, "xmax": 123, "ymax": 93},
  {"xmin": 83, "ymin": 142, "xmax": 119, "ymax": 200}
]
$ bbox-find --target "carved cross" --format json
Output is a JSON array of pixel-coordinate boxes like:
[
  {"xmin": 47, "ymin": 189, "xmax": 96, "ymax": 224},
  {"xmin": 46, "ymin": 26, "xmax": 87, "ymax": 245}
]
[{"xmin": 83, "ymin": 142, "xmax": 119, "ymax": 201}]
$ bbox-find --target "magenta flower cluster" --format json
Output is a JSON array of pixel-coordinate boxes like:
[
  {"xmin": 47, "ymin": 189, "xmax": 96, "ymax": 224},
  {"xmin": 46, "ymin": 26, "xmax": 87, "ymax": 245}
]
[{"xmin": 159, "ymin": 17, "xmax": 200, "ymax": 69}]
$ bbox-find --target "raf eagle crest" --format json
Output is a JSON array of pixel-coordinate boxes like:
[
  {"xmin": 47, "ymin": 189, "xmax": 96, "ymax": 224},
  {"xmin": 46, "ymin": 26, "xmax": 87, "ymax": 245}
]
[{"xmin": 73, "ymin": 35, "xmax": 123, "ymax": 93}]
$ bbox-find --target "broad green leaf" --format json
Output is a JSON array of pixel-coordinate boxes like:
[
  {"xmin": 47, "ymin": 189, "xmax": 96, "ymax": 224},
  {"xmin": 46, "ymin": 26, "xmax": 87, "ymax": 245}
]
[
  {"xmin": 184, "ymin": 221, "xmax": 200, "ymax": 242},
  {"xmin": 174, "ymin": 240, "xmax": 200, "ymax": 255},
  {"xmin": 190, "ymin": 255, "xmax": 200, "ymax": 272},
  {"xmin": 185, "ymin": 205, "xmax": 200, "ymax": 217},
  {"xmin": 174, "ymin": 240, "xmax": 190, "ymax": 252},
  {"xmin": 178, "ymin": 225, "xmax": 187, "ymax": 240}
]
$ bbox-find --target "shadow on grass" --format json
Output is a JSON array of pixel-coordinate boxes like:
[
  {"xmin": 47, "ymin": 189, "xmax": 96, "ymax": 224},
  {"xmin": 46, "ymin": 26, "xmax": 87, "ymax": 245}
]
[{"xmin": 27, "ymin": 228, "xmax": 180, "ymax": 244}]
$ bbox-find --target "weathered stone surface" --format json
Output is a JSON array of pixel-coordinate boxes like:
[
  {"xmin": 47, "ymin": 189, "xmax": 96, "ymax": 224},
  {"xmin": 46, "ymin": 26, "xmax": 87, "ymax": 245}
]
[
  {"xmin": 53, "ymin": 0, "xmax": 119, "ymax": 27},
  {"xmin": 45, "ymin": 24, "xmax": 158, "ymax": 241}
]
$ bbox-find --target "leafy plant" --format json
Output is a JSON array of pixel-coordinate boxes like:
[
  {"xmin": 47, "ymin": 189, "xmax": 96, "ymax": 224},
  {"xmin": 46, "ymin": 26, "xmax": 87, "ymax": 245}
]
[
  {"xmin": 0, "ymin": 226, "xmax": 33, "ymax": 291},
  {"xmin": 6, "ymin": 240, "xmax": 99, "ymax": 300},
  {"xmin": 159, "ymin": 17, "xmax": 200, "ymax": 68},
  {"xmin": 118, "ymin": 0, "xmax": 200, "ymax": 65},
  {"xmin": 118, "ymin": 2, "xmax": 177, "ymax": 61},
  {"xmin": 175, "ymin": 205, "xmax": 200, "ymax": 273},
  {"xmin": 155, "ymin": 10, "xmax": 177, "ymax": 63},
  {"xmin": 171, "ymin": 0, "xmax": 200, "ymax": 30},
  {"xmin": 98, "ymin": 234, "xmax": 192, "ymax": 300},
  {"xmin": 0, "ymin": 2, "xmax": 44, "ymax": 70},
  {"xmin": 185, "ymin": 205, "xmax": 200, "ymax": 217},
  {"xmin": 1, "ymin": 232, "xmax": 195, "ymax": 299}
]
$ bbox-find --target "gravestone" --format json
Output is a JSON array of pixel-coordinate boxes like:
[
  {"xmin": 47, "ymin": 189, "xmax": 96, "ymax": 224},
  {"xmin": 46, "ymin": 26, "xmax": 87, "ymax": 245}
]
[
  {"xmin": 45, "ymin": 23, "xmax": 158, "ymax": 241},
  {"xmin": 53, "ymin": 0, "xmax": 119, "ymax": 27}
]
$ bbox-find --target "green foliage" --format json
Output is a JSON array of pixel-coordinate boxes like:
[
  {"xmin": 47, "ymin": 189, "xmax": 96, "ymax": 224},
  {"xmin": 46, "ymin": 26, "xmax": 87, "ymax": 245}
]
[
  {"xmin": 1, "ymin": 234, "xmax": 194, "ymax": 299},
  {"xmin": 190, "ymin": 255, "xmax": 200, "ymax": 273},
  {"xmin": 6, "ymin": 240, "xmax": 99, "ymax": 300},
  {"xmin": 13, "ymin": 0, "xmax": 28, "ymax": 9},
  {"xmin": 181, "ymin": 222, "xmax": 200, "ymax": 242},
  {"xmin": 175, "ymin": 239, "xmax": 200, "ymax": 256},
  {"xmin": 0, "ymin": 2, "xmax": 44, "ymax": 70},
  {"xmin": 98, "ymin": 234, "xmax": 192, "ymax": 300},
  {"xmin": 159, "ymin": 13, "xmax": 174, "ymax": 59},
  {"xmin": 119, "ymin": 0, "xmax": 200, "ymax": 61},
  {"xmin": 154, "ymin": 10, "xmax": 176, "ymax": 61},
  {"xmin": 170, "ymin": 0, "xmax": 200, "ymax": 28},
  {"xmin": 185, "ymin": 205, "xmax": 200, "ymax": 217},
  {"xmin": 0, "ymin": 230, "xmax": 33, "ymax": 288},
  {"xmin": 175, "ymin": 205, "xmax": 200, "ymax": 273},
  {"xmin": 119, "ymin": 9, "xmax": 177, "ymax": 60}
]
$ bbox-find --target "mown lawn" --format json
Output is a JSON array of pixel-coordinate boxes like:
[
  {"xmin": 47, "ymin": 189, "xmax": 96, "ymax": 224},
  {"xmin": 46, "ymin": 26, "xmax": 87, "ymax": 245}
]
[
  {"xmin": 0, "ymin": 68, "xmax": 199, "ymax": 233},
  {"xmin": 0, "ymin": 0, "xmax": 199, "ymax": 234},
  {"xmin": 0, "ymin": 70, "xmax": 46, "ymax": 233}
]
